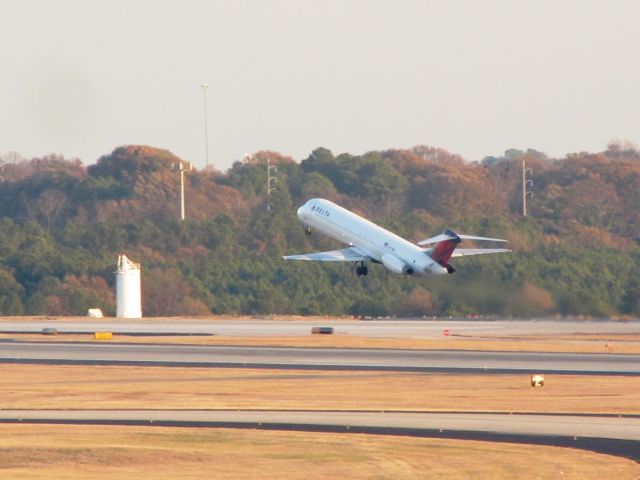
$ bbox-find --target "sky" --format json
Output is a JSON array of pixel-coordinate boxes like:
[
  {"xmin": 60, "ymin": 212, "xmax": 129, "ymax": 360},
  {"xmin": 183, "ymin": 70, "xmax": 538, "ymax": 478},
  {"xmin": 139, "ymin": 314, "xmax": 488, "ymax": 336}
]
[{"xmin": 2, "ymin": 0, "xmax": 639, "ymax": 171}]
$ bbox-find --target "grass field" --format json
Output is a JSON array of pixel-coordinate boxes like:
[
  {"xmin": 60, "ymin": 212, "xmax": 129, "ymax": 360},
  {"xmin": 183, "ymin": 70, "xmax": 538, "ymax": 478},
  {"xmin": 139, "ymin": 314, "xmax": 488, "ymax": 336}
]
[
  {"xmin": 1, "ymin": 364, "xmax": 638, "ymax": 414},
  {"xmin": 2, "ymin": 322, "xmax": 638, "ymax": 478},
  {"xmin": 0, "ymin": 424, "xmax": 637, "ymax": 480}
]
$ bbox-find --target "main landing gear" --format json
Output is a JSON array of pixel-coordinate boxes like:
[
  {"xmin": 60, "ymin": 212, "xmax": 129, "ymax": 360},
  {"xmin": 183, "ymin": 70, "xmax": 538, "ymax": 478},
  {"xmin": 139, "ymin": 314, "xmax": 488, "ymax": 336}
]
[{"xmin": 356, "ymin": 261, "xmax": 368, "ymax": 276}]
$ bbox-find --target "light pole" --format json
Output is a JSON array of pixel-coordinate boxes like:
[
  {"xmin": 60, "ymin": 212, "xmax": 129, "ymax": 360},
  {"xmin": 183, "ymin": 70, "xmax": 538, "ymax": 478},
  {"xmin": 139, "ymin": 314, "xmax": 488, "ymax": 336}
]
[
  {"xmin": 201, "ymin": 83, "xmax": 210, "ymax": 170},
  {"xmin": 177, "ymin": 162, "xmax": 193, "ymax": 221}
]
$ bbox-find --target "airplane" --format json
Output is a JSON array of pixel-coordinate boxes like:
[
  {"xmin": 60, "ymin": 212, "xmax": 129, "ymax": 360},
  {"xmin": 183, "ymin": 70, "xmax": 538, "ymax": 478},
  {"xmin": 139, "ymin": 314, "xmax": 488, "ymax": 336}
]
[{"xmin": 283, "ymin": 198, "xmax": 510, "ymax": 276}]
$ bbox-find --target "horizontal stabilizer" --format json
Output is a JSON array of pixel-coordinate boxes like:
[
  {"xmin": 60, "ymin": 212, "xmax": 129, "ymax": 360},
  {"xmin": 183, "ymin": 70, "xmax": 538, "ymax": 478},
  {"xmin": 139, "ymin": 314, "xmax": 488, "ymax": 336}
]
[
  {"xmin": 417, "ymin": 232, "xmax": 457, "ymax": 246},
  {"xmin": 283, "ymin": 246, "xmax": 369, "ymax": 262},
  {"xmin": 452, "ymin": 248, "xmax": 511, "ymax": 257},
  {"xmin": 456, "ymin": 234, "xmax": 508, "ymax": 243},
  {"xmin": 417, "ymin": 231, "xmax": 507, "ymax": 246}
]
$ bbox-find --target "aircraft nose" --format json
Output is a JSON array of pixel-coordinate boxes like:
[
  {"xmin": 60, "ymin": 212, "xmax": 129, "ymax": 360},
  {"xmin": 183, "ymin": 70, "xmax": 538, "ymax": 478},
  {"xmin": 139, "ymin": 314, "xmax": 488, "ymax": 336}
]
[{"xmin": 297, "ymin": 204, "xmax": 306, "ymax": 219}]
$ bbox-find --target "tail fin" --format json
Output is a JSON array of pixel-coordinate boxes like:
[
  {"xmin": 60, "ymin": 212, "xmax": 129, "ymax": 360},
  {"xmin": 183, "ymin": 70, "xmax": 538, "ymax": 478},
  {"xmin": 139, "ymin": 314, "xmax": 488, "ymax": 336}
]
[{"xmin": 429, "ymin": 230, "xmax": 461, "ymax": 267}]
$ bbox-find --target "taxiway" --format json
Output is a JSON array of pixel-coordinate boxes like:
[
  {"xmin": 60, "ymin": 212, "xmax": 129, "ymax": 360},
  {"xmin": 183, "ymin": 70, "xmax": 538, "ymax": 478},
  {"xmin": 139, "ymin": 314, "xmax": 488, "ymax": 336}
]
[{"xmin": 1, "ymin": 341, "xmax": 638, "ymax": 374}]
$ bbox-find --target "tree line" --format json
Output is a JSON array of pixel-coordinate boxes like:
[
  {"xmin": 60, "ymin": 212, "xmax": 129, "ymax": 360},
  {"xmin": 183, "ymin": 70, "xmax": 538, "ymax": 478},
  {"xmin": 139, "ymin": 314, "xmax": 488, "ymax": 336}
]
[{"xmin": 0, "ymin": 143, "xmax": 638, "ymax": 318}]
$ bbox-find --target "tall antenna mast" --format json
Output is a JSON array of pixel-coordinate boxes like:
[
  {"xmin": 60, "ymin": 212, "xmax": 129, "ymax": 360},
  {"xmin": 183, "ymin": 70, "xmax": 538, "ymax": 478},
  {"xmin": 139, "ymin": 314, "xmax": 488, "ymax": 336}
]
[{"xmin": 267, "ymin": 157, "xmax": 277, "ymax": 211}]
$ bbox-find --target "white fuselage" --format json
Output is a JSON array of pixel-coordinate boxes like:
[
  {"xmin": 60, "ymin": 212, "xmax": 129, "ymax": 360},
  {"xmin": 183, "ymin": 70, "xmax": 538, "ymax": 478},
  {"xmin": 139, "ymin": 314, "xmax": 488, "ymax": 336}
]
[{"xmin": 297, "ymin": 198, "xmax": 448, "ymax": 275}]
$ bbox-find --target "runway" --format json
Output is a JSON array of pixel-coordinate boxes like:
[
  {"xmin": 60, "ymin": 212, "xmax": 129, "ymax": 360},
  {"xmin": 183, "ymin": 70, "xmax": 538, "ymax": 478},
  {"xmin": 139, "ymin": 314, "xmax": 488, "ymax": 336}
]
[
  {"xmin": 1, "ymin": 409, "xmax": 638, "ymax": 461},
  {"xmin": 1, "ymin": 318, "xmax": 639, "ymax": 337},
  {"xmin": 1, "ymin": 341, "xmax": 638, "ymax": 374},
  {"xmin": 3, "ymin": 320, "xmax": 638, "ymax": 463}
]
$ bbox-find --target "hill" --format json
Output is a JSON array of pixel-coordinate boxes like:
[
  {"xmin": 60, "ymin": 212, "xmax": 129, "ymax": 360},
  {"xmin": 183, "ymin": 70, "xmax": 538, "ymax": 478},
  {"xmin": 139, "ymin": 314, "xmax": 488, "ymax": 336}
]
[{"xmin": 0, "ymin": 143, "xmax": 638, "ymax": 318}]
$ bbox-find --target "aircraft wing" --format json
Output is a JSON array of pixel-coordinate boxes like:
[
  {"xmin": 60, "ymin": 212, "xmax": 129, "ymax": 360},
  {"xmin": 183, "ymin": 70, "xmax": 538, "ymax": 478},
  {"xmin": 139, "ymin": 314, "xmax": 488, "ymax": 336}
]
[
  {"xmin": 451, "ymin": 248, "xmax": 511, "ymax": 257},
  {"xmin": 283, "ymin": 246, "xmax": 370, "ymax": 262}
]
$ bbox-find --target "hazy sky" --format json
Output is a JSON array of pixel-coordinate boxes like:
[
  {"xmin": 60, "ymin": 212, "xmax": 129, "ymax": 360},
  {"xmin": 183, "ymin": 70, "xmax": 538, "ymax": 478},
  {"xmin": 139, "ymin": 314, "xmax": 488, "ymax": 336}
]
[{"xmin": 2, "ymin": 0, "xmax": 639, "ymax": 170}]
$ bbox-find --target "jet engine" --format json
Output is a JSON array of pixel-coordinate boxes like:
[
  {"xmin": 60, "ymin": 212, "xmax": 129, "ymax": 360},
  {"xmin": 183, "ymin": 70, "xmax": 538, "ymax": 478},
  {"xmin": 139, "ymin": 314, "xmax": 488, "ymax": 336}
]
[{"xmin": 381, "ymin": 254, "xmax": 414, "ymax": 275}]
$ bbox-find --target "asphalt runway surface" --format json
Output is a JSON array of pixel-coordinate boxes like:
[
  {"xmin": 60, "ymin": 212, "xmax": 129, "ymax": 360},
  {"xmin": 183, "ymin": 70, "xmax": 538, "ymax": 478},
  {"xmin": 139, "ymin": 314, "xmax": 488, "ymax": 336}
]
[
  {"xmin": 1, "ymin": 409, "xmax": 638, "ymax": 461},
  {"xmin": 1, "ymin": 318, "xmax": 639, "ymax": 337},
  {"xmin": 1, "ymin": 341, "xmax": 638, "ymax": 374}
]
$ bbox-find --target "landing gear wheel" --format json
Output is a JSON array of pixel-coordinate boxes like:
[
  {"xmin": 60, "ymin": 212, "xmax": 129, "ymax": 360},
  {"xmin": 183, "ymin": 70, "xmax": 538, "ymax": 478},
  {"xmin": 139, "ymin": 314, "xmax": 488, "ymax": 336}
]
[
  {"xmin": 356, "ymin": 263, "xmax": 368, "ymax": 276},
  {"xmin": 304, "ymin": 226, "xmax": 311, "ymax": 235}
]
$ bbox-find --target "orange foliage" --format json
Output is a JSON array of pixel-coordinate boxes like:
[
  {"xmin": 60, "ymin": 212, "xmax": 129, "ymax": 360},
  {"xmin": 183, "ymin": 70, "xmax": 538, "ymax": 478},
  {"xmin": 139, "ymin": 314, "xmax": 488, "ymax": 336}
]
[
  {"xmin": 394, "ymin": 287, "xmax": 436, "ymax": 317},
  {"xmin": 521, "ymin": 283, "xmax": 556, "ymax": 311},
  {"xmin": 243, "ymin": 150, "xmax": 296, "ymax": 166},
  {"xmin": 143, "ymin": 268, "xmax": 210, "ymax": 316}
]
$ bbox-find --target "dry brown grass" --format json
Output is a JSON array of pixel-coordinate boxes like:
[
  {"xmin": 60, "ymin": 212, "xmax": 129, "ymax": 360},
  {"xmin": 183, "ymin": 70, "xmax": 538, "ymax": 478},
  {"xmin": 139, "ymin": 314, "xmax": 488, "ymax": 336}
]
[
  {"xmin": 1, "ymin": 364, "xmax": 637, "ymax": 414},
  {"xmin": 4, "ymin": 332, "xmax": 640, "ymax": 354},
  {"xmin": 0, "ymin": 424, "xmax": 637, "ymax": 480},
  {"xmin": 2, "ymin": 320, "xmax": 638, "ymax": 477}
]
